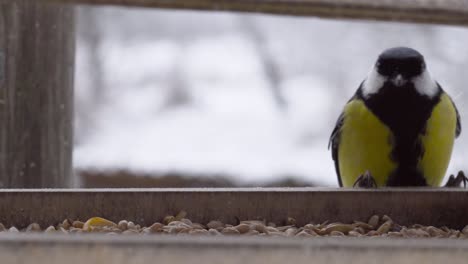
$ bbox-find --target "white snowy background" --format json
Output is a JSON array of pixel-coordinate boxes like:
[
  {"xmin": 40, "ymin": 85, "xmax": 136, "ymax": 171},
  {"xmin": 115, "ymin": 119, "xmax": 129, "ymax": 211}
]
[{"xmin": 73, "ymin": 6, "xmax": 468, "ymax": 186}]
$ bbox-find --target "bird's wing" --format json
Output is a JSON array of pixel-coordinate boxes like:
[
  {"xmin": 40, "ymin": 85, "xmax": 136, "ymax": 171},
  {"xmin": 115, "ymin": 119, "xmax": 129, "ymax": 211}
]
[
  {"xmin": 329, "ymin": 112, "xmax": 345, "ymax": 187},
  {"xmin": 454, "ymin": 101, "xmax": 462, "ymax": 138},
  {"xmin": 442, "ymin": 85, "xmax": 461, "ymax": 138}
]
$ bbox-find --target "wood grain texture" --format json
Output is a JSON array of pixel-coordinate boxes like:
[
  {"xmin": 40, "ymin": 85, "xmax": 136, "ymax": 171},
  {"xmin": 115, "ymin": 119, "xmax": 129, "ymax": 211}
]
[
  {"xmin": 19, "ymin": 0, "xmax": 468, "ymax": 26},
  {"xmin": 0, "ymin": 188, "xmax": 468, "ymax": 228},
  {"xmin": 0, "ymin": 1, "xmax": 75, "ymax": 187},
  {"xmin": 3, "ymin": 235, "xmax": 468, "ymax": 264}
]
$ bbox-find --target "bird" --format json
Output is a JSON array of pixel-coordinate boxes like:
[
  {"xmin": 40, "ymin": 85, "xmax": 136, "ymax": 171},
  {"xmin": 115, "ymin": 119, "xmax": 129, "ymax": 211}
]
[{"xmin": 329, "ymin": 47, "xmax": 463, "ymax": 187}]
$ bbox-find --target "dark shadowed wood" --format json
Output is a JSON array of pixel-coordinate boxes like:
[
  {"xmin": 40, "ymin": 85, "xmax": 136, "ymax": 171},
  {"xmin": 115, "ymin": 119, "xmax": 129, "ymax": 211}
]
[
  {"xmin": 0, "ymin": 1, "xmax": 75, "ymax": 187},
  {"xmin": 23, "ymin": 0, "xmax": 468, "ymax": 27},
  {"xmin": 1, "ymin": 188, "xmax": 468, "ymax": 229}
]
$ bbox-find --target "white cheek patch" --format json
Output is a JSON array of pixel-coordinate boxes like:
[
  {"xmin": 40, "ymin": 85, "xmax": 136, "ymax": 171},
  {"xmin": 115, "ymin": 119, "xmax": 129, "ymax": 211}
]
[
  {"xmin": 361, "ymin": 67, "xmax": 385, "ymax": 98},
  {"xmin": 361, "ymin": 67, "xmax": 439, "ymax": 99},
  {"xmin": 413, "ymin": 70, "xmax": 439, "ymax": 98}
]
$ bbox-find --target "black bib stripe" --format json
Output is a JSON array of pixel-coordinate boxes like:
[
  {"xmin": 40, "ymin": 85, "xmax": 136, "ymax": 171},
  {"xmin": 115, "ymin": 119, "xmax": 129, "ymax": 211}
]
[{"xmin": 356, "ymin": 82, "xmax": 442, "ymax": 186}]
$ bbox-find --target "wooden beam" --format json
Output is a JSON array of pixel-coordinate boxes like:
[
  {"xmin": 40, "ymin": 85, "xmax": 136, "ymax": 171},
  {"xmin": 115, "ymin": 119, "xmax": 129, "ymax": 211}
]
[
  {"xmin": 0, "ymin": 1, "xmax": 75, "ymax": 187},
  {"xmin": 19, "ymin": 0, "xmax": 468, "ymax": 26},
  {"xmin": 2, "ymin": 235, "xmax": 468, "ymax": 264},
  {"xmin": 1, "ymin": 188, "xmax": 468, "ymax": 228}
]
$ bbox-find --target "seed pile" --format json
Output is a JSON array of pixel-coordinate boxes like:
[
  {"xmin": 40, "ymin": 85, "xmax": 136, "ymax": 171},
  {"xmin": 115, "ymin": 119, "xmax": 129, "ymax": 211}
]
[{"xmin": 1, "ymin": 213, "xmax": 468, "ymax": 238}]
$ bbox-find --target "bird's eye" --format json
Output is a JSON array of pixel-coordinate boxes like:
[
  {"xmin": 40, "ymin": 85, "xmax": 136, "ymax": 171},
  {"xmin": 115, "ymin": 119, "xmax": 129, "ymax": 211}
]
[
  {"xmin": 400, "ymin": 58, "xmax": 423, "ymax": 78},
  {"xmin": 376, "ymin": 57, "xmax": 423, "ymax": 78},
  {"xmin": 376, "ymin": 59, "xmax": 395, "ymax": 77}
]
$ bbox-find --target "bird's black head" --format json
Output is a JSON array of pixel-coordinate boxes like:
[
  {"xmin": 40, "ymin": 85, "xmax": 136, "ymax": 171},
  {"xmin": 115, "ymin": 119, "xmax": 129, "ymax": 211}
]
[
  {"xmin": 362, "ymin": 47, "xmax": 438, "ymax": 98},
  {"xmin": 375, "ymin": 47, "xmax": 426, "ymax": 80}
]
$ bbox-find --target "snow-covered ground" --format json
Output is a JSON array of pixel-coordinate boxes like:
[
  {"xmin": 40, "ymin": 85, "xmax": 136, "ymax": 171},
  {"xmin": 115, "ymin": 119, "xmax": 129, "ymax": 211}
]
[{"xmin": 73, "ymin": 8, "xmax": 468, "ymax": 186}]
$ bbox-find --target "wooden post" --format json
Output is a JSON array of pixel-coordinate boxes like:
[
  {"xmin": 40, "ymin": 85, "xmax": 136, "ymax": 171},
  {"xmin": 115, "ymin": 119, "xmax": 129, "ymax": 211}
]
[{"xmin": 0, "ymin": 1, "xmax": 75, "ymax": 188}]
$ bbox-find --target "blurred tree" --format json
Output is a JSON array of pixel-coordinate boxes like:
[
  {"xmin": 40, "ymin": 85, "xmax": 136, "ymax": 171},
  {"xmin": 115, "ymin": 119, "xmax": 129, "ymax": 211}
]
[
  {"xmin": 75, "ymin": 6, "xmax": 105, "ymax": 145},
  {"xmin": 160, "ymin": 57, "xmax": 193, "ymax": 110},
  {"xmin": 239, "ymin": 16, "xmax": 287, "ymax": 110}
]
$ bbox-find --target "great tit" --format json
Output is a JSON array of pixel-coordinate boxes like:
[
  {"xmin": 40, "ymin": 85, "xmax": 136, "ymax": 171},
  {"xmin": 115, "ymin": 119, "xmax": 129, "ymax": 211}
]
[{"xmin": 329, "ymin": 47, "xmax": 462, "ymax": 187}]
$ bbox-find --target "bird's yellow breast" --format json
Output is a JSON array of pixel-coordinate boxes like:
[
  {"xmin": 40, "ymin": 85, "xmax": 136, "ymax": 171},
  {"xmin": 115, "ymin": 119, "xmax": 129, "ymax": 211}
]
[
  {"xmin": 337, "ymin": 94, "xmax": 457, "ymax": 187},
  {"xmin": 418, "ymin": 93, "xmax": 457, "ymax": 186},
  {"xmin": 338, "ymin": 99, "xmax": 396, "ymax": 187}
]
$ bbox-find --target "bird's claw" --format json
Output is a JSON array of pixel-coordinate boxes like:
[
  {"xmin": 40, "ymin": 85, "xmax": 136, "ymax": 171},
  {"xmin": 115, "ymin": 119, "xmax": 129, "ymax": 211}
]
[
  {"xmin": 353, "ymin": 170, "xmax": 377, "ymax": 188},
  {"xmin": 445, "ymin": 171, "xmax": 468, "ymax": 188}
]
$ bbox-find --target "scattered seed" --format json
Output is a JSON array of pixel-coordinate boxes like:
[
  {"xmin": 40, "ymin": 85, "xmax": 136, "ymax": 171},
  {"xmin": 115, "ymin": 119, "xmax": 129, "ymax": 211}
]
[
  {"xmin": 426, "ymin": 226, "xmax": 446, "ymax": 237},
  {"xmin": 148, "ymin": 222, "xmax": 163, "ymax": 233},
  {"xmin": 122, "ymin": 229, "xmax": 138, "ymax": 235},
  {"xmin": 382, "ymin": 215, "xmax": 392, "ymax": 222},
  {"xmin": 354, "ymin": 227, "xmax": 366, "ymax": 234},
  {"xmin": 61, "ymin": 219, "xmax": 72, "ymax": 230},
  {"xmin": 189, "ymin": 229, "xmax": 208, "ymax": 235},
  {"xmin": 221, "ymin": 227, "xmax": 240, "ymax": 235},
  {"xmin": 317, "ymin": 221, "xmax": 329, "ymax": 229},
  {"xmin": 376, "ymin": 220, "xmax": 393, "ymax": 234},
  {"xmin": 391, "ymin": 223, "xmax": 403, "ymax": 232},
  {"xmin": 387, "ymin": 232, "xmax": 403, "ymax": 238},
  {"xmin": 163, "ymin": 216, "xmax": 175, "ymax": 225},
  {"xmin": 207, "ymin": 220, "xmax": 224, "ymax": 229},
  {"xmin": 178, "ymin": 227, "xmax": 191, "ymax": 234},
  {"xmin": 302, "ymin": 229, "xmax": 318, "ymax": 236},
  {"xmin": 321, "ymin": 223, "xmax": 354, "ymax": 235},
  {"xmin": 235, "ymin": 224, "xmax": 250, "ymax": 234},
  {"xmin": 352, "ymin": 221, "xmax": 374, "ymax": 230},
  {"xmin": 251, "ymin": 223, "xmax": 266, "ymax": 233},
  {"xmin": 401, "ymin": 228, "xmax": 429, "ymax": 238},
  {"xmin": 192, "ymin": 223, "xmax": 205, "ymax": 230},
  {"xmin": 245, "ymin": 230, "xmax": 260, "ymax": 236},
  {"xmin": 3, "ymin": 214, "xmax": 468, "ymax": 239},
  {"xmin": 285, "ymin": 228, "xmax": 298, "ymax": 237},
  {"xmin": 295, "ymin": 230, "xmax": 312, "ymax": 237},
  {"xmin": 175, "ymin": 211, "xmax": 187, "ymax": 221},
  {"xmin": 83, "ymin": 217, "xmax": 117, "ymax": 231},
  {"xmin": 366, "ymin": 230, "xmax": 380, "ymax": 236},
  {"xmin": 69, "ymin": 227, "xmax": 83, "ymax": 234},
  {"xmin": 118, "ymin": 220, "xmax": 128, "ymax": 231},
  {"xmin": 26, "ymin": 223, "xmax": 41, "ymax": 232},
  {"xmin": 348, "ymin": 231, "xmax": 361, "ymax": 237},
  {"xmin": 45, "ymin": 226, "xmax": 56, "ymax": 233},
  {"xmin": 462, "ymin": 225, "xmax": 468, "ymax": 235},
  {"xmin": 265, "ymin": 226, "xmax": 279, "ymax": 233},
  {"xmin": 127, "ymin": 221, "xmax": 136, "ymax": 230},
  {"xmin": 72, "ymin": 221, "xmax": 84, "ymax": 229},
  {"xmin": 368, "ymin": 215, "xmax": 380, "ymax": 229},
  {"xmin": 286, "ymin": 217, "xmax": 296, "ymax": 226},
  {"xmin": 277, "ymin": 225, "xmax": 295, "ymax": 232},
  {"xmin": 441, "ymin": 226, "xmax": 451, "ymax": 233},
  {"xmin": 330, "ymin": 231, "xmax": 345, "ymax": 236},
  {"xmin": 208, "ymin": 228, "xmax": 221, "ymax": 236},
  {"xmin": 241, "ymin": 220, "xmax": 264, "ymax": 225},
  {"xmin": 181, "ymin": 218, "xmax": 192, "ymax": 226}
]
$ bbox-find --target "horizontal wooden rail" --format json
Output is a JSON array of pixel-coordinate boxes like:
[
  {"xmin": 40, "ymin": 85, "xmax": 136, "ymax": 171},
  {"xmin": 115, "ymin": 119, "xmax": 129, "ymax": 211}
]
[
  {"xmin": 19, "ymin": 0, "xmax": 468, "ymax": 26},
  {"xmin": 2, "ymin": 235, "xmax": 468, "ymax": 264},
  {"xmin": 1, "ymin": 188, "xmax": 468, "ymax": 228}
]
